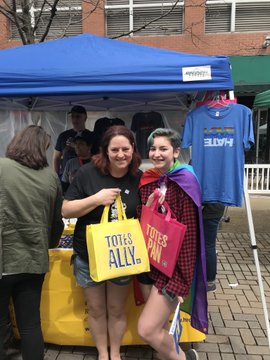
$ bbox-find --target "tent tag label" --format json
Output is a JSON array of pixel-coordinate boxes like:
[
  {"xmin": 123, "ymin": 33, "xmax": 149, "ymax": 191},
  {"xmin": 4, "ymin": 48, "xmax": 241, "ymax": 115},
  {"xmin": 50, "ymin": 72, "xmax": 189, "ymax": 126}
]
[{"xmin": 182, "ymin": 65, "xmax": 211, "ymax": 82}]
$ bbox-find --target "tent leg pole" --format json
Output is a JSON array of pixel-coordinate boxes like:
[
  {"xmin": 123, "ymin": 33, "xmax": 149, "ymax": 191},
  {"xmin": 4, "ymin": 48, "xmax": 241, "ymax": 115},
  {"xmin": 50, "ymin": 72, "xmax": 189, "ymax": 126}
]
[{"xmin": 243, "ymin": 177, "xmax": 270, "ymax": 348}]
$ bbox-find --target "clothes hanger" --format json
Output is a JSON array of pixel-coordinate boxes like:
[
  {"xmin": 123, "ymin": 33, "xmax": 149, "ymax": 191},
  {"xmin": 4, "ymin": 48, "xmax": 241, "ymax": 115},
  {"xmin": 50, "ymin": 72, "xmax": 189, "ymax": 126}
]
[
  {"xmin": 196, "ymin": 90, "xmax": 237, "ymax": 108},
  {"xmin": 207, "ymin": 94, "xmax": 230, "ymax": 108}
]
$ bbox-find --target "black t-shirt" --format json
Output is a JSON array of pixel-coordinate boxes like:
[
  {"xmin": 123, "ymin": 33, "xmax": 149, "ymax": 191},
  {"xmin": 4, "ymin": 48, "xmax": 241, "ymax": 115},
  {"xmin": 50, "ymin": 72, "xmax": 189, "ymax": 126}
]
[
  {"xmin": 65, "ymin": 161, "xmax": 143, "ymax": 261},
  {"xmin": 55, "ymin": 128, "xmax": 92, "ymax": 175},
  {"xmin": 91, "ymin": 117, "xmax": 125, "ymax": 155},
  {"xmin": 131, "ymin": 112, "xmax": 164, "ymax": 158}
]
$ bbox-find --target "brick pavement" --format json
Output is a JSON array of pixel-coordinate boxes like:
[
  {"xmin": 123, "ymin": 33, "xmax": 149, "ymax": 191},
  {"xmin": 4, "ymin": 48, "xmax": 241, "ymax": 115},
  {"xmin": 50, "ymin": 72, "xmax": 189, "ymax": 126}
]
[{"xmin": 7, "ymin": 231, "xmax": 270, "ymax": 360}]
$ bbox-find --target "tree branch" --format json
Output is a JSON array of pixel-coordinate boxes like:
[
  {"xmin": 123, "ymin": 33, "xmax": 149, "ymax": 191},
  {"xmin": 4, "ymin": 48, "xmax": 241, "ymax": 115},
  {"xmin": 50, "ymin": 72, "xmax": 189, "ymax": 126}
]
[
  {"xmin": 82, "ymin": 0, "xmax": 104, "ymax": 14},
  {"xmin": 33, "ymin": 0, "xmax": 48, "ymax": 32},
  {"xmin": 39, "ymin": 0, "xmax": 60, "ymax": 42},
  {"xmin": 0, "ymin": 0, "xmax": 196, "ymax": 45},
  {"xmin": 57, "ymin": 0, "xmax": 103, "ymax": 39},
  {"xmin": 111, "ymin": 0, "xmax": 181, "ymax": 39},
  {"xmin": 11, "ymin": 0, "xmax": 28, "ymax": 44}
]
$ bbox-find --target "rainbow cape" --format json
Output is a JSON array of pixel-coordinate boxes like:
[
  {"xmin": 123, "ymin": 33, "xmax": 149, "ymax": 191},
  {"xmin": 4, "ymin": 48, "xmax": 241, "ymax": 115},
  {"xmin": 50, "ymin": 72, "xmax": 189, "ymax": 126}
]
[{"xmin": 139, "ymin": 160, "xmax": 208, "ymax": 334}]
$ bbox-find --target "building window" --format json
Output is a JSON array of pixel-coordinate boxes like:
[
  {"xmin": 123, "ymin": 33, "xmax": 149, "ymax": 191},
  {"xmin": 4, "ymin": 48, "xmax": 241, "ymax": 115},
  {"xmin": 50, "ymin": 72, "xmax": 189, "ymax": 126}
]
[
  {"xmin": 10, "ymin": 0, "xmax": 82, "ymax": 40},
  {"xmin": 206, "ymin": 0, "xmax": 270, "ymax": 33},
  {"xmin": 105, "ymin": 0, "xmax": 184, "ymax": 37}
]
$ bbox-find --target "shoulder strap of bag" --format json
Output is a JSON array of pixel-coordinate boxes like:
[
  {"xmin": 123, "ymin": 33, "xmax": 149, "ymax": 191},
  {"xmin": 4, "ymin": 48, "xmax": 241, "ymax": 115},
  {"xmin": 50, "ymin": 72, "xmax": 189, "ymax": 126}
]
[
  {"xmin": 101, "ymin": 205, "xmax": 110, "ymax": 223},
  {"xmin": 115, "ymin": 193, "xmax": 127, "ymax": 220}
]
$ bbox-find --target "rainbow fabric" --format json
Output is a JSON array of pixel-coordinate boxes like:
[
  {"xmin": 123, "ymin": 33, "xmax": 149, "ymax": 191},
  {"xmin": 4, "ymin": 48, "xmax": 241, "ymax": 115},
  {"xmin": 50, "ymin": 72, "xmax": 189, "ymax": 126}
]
[{"xmin": 139, "ymin": 160, "xmax": 208, "ymax": 334}]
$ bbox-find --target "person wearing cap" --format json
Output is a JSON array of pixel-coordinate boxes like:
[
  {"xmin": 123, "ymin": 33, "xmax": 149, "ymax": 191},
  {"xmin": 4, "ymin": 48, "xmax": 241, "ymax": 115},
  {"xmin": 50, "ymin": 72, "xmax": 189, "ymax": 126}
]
[
  {"xmin": 61, "ymin": 131, "xmax": 93, "ymax": 193},
  {"xmin": 52, "ymin": 105, "xmax": 92, "ymax": 177}
]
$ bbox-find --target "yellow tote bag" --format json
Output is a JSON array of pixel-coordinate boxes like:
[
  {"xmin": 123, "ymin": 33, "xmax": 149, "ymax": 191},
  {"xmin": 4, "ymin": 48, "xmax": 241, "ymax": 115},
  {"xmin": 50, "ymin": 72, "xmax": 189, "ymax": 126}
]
[
  {"xmin": 86, "ymin": 194, "xmax": 150, "ymax": 282},
  {"xmin": 10, "ymin": 249, "xmax": 205, "ymax": 345}
]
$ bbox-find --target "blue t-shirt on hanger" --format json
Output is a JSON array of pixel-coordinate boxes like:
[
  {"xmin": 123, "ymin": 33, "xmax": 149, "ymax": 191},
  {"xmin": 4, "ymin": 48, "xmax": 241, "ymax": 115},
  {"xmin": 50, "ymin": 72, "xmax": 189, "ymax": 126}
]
[{"xmin": 181, "ymin": 103, "xmax": 254, "ymax": 207}]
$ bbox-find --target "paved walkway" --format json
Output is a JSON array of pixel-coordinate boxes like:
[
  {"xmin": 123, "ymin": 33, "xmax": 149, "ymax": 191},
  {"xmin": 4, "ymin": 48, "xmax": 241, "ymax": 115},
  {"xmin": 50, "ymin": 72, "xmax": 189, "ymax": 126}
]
[
  {"xmin": 7, "ymin": 195, "xmax": 270, "ymax": 360},
  {"xmin": 7, "ymin": 229, "xmax": 270, "ymax": 360}
]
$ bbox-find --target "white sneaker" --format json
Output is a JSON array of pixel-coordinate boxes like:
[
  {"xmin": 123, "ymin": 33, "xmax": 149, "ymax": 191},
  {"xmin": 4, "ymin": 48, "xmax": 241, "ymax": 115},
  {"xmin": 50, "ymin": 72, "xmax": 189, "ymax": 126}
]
[
  {"xmin": 185, "ymin": 349, "xmax": 199, "ymax": 360},
  {"xmin": 207, "ymin": 281, "xmax": 216, "ymax": 292}
]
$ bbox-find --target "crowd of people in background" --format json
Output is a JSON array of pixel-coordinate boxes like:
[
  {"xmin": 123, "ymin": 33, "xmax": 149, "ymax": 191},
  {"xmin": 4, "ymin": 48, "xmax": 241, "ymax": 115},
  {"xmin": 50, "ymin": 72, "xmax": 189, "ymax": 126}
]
[{"xmin": 0, "ymin": 104, "xmax": 227, "ymax": 360}]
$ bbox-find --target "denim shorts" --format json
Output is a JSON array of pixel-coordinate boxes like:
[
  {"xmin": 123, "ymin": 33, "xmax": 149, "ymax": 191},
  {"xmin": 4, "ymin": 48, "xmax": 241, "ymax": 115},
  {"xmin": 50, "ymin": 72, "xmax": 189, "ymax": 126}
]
[{"xmin": 72, "ymin": 254, "xmax": 132, "ymax": 288}]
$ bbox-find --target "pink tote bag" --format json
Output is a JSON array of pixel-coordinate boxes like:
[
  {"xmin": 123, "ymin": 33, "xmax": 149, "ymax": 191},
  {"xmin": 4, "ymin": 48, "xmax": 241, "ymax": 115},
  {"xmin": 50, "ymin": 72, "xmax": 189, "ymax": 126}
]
[{"xmin": 140, "ymin": 196, "xmax": 187, "ymax": 278}]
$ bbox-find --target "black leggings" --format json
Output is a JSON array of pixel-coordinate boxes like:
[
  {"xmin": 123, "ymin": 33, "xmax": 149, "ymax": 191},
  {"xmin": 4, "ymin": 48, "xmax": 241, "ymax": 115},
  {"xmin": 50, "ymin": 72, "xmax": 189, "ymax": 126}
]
[{"xmin": 0, "ymin": 273, "xmax": 45, "ymax": 360}]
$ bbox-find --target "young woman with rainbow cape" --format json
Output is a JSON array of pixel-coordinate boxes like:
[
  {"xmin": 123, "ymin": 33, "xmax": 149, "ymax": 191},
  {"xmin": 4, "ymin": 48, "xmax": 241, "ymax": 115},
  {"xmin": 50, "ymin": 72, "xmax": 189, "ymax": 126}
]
[{"xmin": 137, "ymin": 128, "xmax": 207, "ymax": 360}]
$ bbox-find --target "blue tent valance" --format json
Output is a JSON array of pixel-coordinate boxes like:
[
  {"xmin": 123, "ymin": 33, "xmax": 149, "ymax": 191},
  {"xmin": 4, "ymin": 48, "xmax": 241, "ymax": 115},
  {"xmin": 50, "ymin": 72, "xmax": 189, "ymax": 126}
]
[{"xmin": 0, "ymin": 34, "xmax": 234, "ymax": 111}]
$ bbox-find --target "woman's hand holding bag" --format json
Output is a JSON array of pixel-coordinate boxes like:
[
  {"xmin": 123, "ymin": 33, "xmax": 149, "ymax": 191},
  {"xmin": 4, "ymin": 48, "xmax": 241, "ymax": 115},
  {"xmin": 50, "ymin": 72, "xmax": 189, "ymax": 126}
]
[
  {"xmin": 140, "ymin": 191, "xmax": 187, "ymax": 278},
  {"xmin": 86, "ymin": 194, "xmax": 150, "ymax": 282}
]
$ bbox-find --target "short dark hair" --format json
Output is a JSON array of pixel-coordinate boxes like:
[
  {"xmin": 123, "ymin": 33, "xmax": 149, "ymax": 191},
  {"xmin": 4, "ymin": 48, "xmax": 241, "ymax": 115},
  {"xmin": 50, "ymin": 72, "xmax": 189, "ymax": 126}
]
[
  {"xmin": 74, "ymin": 130, "xmax": 93, "ymax": 146},
  {"xmin": 147, "ymin": 128, "xmax": 181, "ymax": 150},
  {"xmin": 92, "ymin": 125, "xmax": 141, "ymax": 176},
  {"xmin": 6, "ymin": 125, "xmax": 51, "ymax": 170},
  {"xmin": 69, "ymin": 105, "xmax": 87, "ymax": 115}
]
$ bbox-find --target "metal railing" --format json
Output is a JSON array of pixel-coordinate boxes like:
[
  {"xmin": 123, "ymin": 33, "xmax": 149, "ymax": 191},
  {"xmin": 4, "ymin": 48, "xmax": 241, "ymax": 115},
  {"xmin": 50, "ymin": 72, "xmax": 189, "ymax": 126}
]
[{"xmin": 244, "ymin": 164, "xmax": 270, "ymax": 194}]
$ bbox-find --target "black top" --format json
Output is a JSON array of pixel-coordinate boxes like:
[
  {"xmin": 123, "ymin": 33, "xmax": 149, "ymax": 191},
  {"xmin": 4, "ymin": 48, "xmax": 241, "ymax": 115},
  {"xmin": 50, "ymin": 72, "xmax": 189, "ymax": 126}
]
[
  {"xmin": 91, "ymin": 117, "xmax": 125, "ymax": 155},
  {"xmin": 65, "ymin": 161, "xmax": 142, "ymax": 261},
  {"xmin": 131, "ymin": 111, "xmax": 164, "ymax": 158},
  {"xmin": 55, "ymin": 128, "xmax": 93, "ymax": 175}
]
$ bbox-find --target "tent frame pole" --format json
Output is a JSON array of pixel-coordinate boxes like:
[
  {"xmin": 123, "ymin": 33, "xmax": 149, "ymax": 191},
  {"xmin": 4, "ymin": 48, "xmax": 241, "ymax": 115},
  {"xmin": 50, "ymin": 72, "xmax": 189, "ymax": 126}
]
[{"xmin": 243, "ymin": 175, "xmax": 270, "ymax": 348}]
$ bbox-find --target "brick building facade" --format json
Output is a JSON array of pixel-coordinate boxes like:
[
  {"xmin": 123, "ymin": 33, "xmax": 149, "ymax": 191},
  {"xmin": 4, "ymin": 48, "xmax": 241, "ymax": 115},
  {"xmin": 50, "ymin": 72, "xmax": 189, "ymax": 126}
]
[{"xmin": 0, "ymin": 1, "xmax": 270, "ymax": 56}]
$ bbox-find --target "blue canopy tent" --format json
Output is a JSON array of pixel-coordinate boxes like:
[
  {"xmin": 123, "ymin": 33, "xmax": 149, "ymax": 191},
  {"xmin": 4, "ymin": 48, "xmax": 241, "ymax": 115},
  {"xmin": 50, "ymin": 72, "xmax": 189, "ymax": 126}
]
[{"xmin": 0, "ymin": 33, "xmax": 233, "ymax": 111}]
